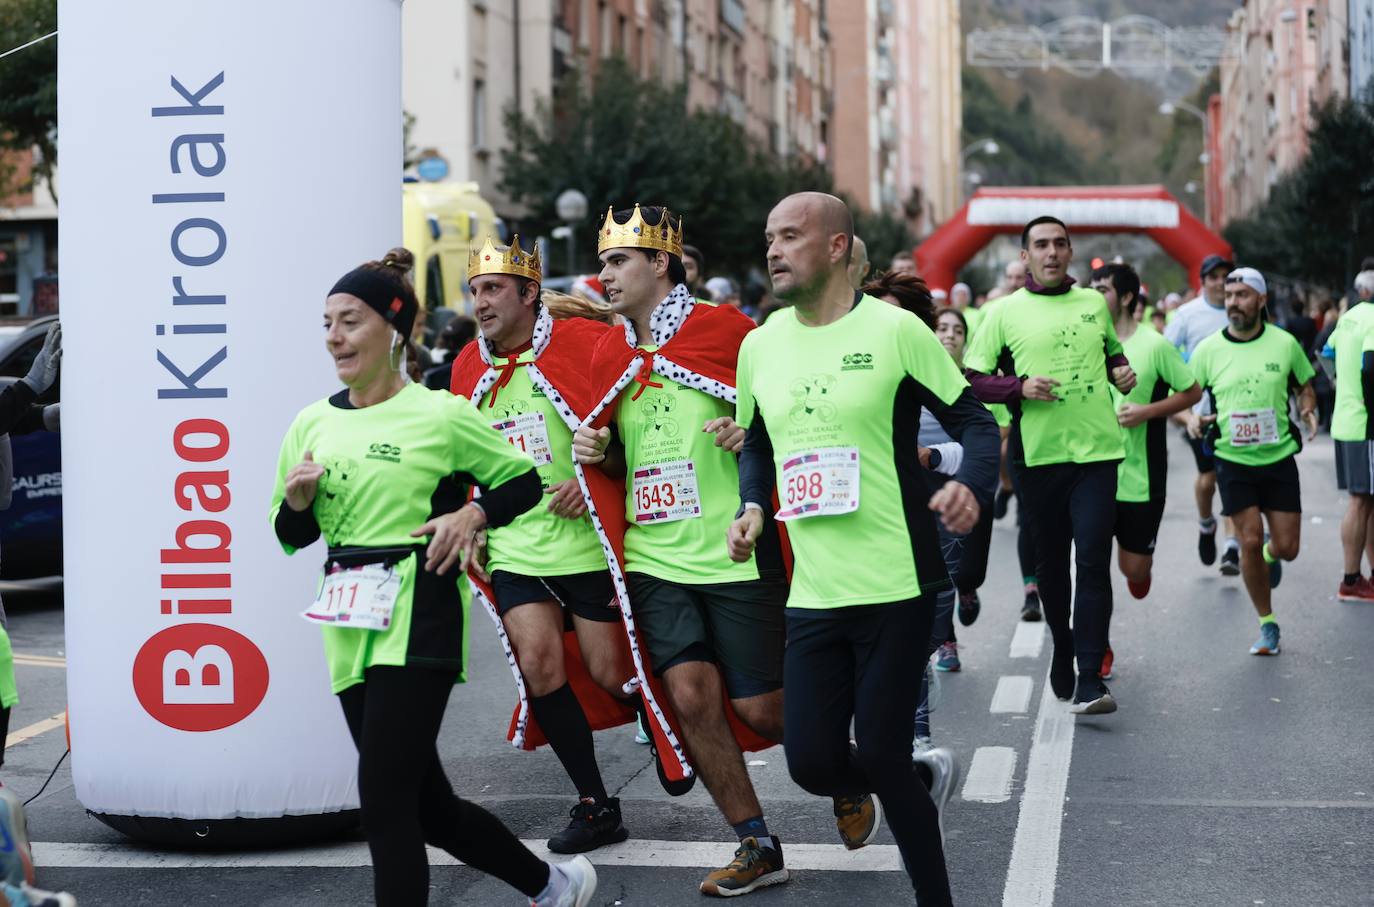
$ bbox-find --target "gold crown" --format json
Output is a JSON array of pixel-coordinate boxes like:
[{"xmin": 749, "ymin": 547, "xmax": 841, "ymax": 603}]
[
  {"xmin": 598, "ymin": 204, "xmax": 684, "ymax": 257},
  {"xmin": 468, "ymin": 234, "xmax": 543, "ymax": 284}
]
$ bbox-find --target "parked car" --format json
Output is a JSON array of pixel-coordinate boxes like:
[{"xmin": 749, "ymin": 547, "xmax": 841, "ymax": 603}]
[{"xmin": 0, "ymin": 315, "xmax": 61, "ymax": 580}]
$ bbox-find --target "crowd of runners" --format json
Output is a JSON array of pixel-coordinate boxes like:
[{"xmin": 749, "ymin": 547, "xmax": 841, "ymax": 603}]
[{"xmin": 247, "ymin": 191, "xmax": 1372, "ymax": 906}]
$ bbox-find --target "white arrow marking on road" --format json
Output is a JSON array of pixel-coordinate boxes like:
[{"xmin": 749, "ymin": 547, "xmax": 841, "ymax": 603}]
[
  {"xmin": 1001, "ymin": 670, "xmax": 1076, "ymax": 906},
  {"xmin": 961, "ymin": 746, "xmax": 1018, "ymax": 803},
  {"xmin": 31, "ymin": 840, "xmax": 905, "ymax": 872},
  {"xmin": 1008, "ymin": 622, "xmax": 1045, "ymax": 658},
  {"xmin": 990, "ymin": 676, "xmax": 1034, "ymax": 714}
]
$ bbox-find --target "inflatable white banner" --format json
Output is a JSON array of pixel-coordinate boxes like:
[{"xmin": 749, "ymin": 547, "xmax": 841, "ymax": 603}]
[{"xmin": 58, "ymin": 0, "xmax": 400, "ymax": 832}]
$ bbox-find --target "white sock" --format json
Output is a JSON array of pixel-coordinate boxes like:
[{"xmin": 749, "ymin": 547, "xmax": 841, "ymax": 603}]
[
  {"xmin": 533, "ymin": 863, "xmax": 569, "ymax": 906},
  {"xmin": 1225, "ymin": 536, "xmax": 1240, "ymax": 551},
  {"xmin": 1199, "ymin": 517, "xmax": 1217, "ymax": 532}
]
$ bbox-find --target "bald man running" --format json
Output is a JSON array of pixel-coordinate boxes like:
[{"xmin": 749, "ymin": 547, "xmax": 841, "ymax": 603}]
[{"xmin": 730, "ymin": 191, "xmax": 1000, "ymax": 905}]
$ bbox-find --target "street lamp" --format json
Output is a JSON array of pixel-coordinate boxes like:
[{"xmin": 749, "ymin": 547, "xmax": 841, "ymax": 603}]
[
  {"xmin": 1160, "ymin": 99, "xmax": 1213, "ymax": 221},
  {"xmin": 554, "ymin": 188, "xmax": 588, "ymax": 276},
  {"xmin": 959, "ymin": 138, "xmax": 1000, "ymax": 167}
]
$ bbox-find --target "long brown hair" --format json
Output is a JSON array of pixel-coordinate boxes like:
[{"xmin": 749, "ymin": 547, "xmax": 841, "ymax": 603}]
[{"xmin": 862, "ymin": 272, "xmax": 936, "ymax": 329}]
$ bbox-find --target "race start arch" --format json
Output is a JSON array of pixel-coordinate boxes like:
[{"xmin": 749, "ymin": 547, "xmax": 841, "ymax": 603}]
[{"xmin": 915, "ymin": 185, "xmax": 1232, "ymax": 294}]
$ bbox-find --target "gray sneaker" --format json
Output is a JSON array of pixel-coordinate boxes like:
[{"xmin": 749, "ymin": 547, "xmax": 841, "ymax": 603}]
[
  {"xmin": 912, "ymin": 746, "xmax": 960, "ymax": 842},
  {"xmin": 1249, "ymin": 621, "xmax": 1281, "ymax": 656},
  {"xmin": 533, "ymin": 855, "xmax": 597, "ymax": 907}
]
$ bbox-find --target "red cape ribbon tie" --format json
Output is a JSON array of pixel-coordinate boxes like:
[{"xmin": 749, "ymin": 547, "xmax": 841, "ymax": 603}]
[
  {"xmin": 486, "ymin": 341, "xmax": 534, "ymax": 409},
  {"xmin": 630, "ymin": 357, "xmax": 664, "ymax": 401}
]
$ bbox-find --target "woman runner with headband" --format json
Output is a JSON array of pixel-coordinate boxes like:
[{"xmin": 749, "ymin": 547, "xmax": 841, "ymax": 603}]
[{"xmin": 270, "ymin": 248, "xmax": 597, "ymax": 907}]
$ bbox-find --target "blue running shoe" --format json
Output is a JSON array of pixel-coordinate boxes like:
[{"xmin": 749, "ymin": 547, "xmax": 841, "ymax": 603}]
[
  {"xmin": 1, "ymin": 882, "xmax": 77, "ymax": 907},
  {"xmin": 934, "ymin": 642, "xmax": 961, "ymax": 673},
  {"xmin": 1265, "ymin": 536, "xmax": 1283, "ymax": 589},
  {"xmin": 633, "ymin": 714, "xmax": 650, "ymax": 745},
  {"xmin": 1250, "ymin": 621, "xmax": 1281, "ymax": 656},
  {"xmin": 0, "ymin": 787, "xmax": 35, "ymax": 888}
]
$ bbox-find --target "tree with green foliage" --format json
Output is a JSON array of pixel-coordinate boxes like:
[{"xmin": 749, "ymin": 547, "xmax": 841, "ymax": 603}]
[
  {"xmin": 0, "ymin": 0, "xmax": 57, "ymax": 200},
  {"xmin": 499, "ymin": 56, "xmax": 911, "ymax": 278},
  {"xmin": 1223, "ymin": 94, "xmax": 1374, "ymax": 292}
]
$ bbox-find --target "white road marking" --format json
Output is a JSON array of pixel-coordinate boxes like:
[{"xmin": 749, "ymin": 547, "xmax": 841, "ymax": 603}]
[
  {"xmin": 31, "ymin": 840, "xmax": 904, "ymax": 872},
  {"xmin": 6, "ymin": 712, "xmax": 65, "ymax": 748},
  {"xmin": 990, "ymin": 676, "xmax": 1034, "ymax": 714},
  {"xmin": 12, "ymin": 655, "xmax": 65, "ymax": 669},
  {"xmin": 961, "ymin": 746, "xmax": 1018, "ymax": 803},
  {"xmin": 1001, "ymin": 669, "xmax": 1076, "ymax": 906},
  {"xmin": 1008, "ymin": 622, "xmax": 1045, "ymax": 658}
]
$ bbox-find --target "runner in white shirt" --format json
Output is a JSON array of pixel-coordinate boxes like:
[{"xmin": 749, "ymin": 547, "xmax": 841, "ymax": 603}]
[{"xmin": 1165, "ymin": 254, "xmax": 1241, "ymax": 574}]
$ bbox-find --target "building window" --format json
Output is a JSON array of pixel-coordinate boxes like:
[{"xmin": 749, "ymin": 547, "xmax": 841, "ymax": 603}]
[
  {"xmin": 599, "ymin": 1, "xmax": 611, "ymax": 54},
  {"xmin": 473, "ymin": 79, "xmax": 488, "ymax": 150},
  {"xmin": 618, "ymin": 14, "xmax": 628, "ymax": 54}
]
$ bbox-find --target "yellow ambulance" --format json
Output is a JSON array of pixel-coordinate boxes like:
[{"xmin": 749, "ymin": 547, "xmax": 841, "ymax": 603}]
[{"xmin": 402, "ymin": 179, "xmax": 503, "ymax": 315}]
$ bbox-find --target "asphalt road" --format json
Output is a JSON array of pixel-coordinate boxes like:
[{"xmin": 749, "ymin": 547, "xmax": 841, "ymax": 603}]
[{"xmin": 3, "ymin": 430, "xmax": 1370, "ymax": 906}]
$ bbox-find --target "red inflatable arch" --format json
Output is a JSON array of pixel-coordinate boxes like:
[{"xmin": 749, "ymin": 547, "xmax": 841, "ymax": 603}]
[{"xmin": 914, "ymin": 185, "xmax": 1232, "ymax": 294}]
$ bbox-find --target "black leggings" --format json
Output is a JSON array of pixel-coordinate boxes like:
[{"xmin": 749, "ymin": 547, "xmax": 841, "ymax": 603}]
[
  {"xmin": 783, "ymin": 599, "xmax": 952, "ymax": 906},
  {"xmin": 955, "ymin": 506, "xmax": 994, "ymax": 594},
  {"xmin": 1016, "ymin": 460, "xmax": 1117, "ymax": 675},
  {"xmin": 339, "ymin": 666, "xmax": 549, "ymax": 906}
]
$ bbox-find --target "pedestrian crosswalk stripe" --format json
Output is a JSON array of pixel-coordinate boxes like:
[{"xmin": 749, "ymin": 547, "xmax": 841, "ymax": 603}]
[
  {"xmin": 961, "ymin": 746, "xmax": 1018, "ymax": 803},
  {"xmin": 1008, "ymin": 622, "xmax": 1045, "ymax": 658},
  {"xmin": 990, "ymin": 676, "xmax": 1034, "ymax": 714},
  {"xmin": 31, "ymin": 840, "xmax": 905, "ymax": 872}
]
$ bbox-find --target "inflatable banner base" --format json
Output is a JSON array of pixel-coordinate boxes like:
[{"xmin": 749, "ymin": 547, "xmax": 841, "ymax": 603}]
[{"xmin": 91, "ymin": 810, "xmax": 360, "ymax": 849}]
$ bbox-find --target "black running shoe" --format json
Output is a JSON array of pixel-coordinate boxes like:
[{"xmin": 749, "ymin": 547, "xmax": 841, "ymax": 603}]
[
  {"xmin": 958, "ymin": 590, "xmax": 981, "ymax": 627},
  {"xmin": 1070, "ymin": 675, "xmax": 1117, "ymax": 715},
  {"xmin": 1198, "ymin": 528, "xmax": 1217, "ymax": 566},
  {"xmin": 1020, "ymin": 590, "xmax": 1042, "ymax": 622},
  {"xmin": 547, "ymin": 797, "xmax": 631, "ymax": 854},
  {"xmin": 994, "ymin": 488, "xmax": 1013, "ymax": 520},
  {"xmin": 1220, "ymin": 545, "xmax": 1241, "ymax": 576}
]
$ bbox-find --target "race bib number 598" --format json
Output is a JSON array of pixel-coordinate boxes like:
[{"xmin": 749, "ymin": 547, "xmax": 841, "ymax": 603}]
[{"xmin": 776, "ymin": 447, "xmax": 861, "ymax": 521}]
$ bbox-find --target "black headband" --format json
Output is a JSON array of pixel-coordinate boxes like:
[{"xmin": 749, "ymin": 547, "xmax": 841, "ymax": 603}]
[{"xmin": 329, "ymin": 266, "xmax": 418, "ymax": 340}]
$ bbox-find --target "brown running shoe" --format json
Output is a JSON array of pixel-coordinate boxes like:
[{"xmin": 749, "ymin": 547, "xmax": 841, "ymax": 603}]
[
  {"xmin": 833, "ymin": 793, "xmax": 883, "ymax": 850},
  {"xmin": 699, "ymin": 836, "xmax": 789, "ymax": 897}
]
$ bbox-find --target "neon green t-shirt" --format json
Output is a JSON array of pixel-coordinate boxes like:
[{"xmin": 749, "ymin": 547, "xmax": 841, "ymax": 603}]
[
  {"xmin": 736, "ymin": 296, "xmax": 969, "ymax": 609},
  {"xmin": 1328, "ymin": 302, "xmax": 1374, "ymax": 441},
  {"xmin": 964, "ymin": 286, "xmax": 1126, "ymax": 468},
  {"xmin": 478, "ymin": 359, "xmax": 608, "ymax": 576},
  {"xmin": 988, "ymin": 402, "xmax": 1012, "ymax": 428},
  {"xmin": 270, "ymin": 382, "xmax": 535, "ymax": 692},
  {"xmin": 616, "ymin": 363, "xmax": 758, "ymax": 584},
  {"xmin": 1113, "ymin": 327, "xmax": 1197, "ymax": 502},
  {"xmin": 962, "ymin": 305, "xmax": 984, "ymax": 340},
  {"xmin": 1189, "ymin": 324, "xmax": 1316, "ymax": 467}
]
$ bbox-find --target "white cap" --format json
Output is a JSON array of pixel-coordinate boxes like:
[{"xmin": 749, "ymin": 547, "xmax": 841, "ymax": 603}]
[{"xmin": 1226, "ymin": 267, "xmax": 1267, "ymax": 296}]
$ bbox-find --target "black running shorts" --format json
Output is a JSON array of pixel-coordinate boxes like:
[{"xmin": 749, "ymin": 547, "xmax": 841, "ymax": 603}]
[
  {"xmin": 625, "ymin": 572, "xmax": 786, "ymax": 699},
  {"xmin": 1335, "ymin": 439, "xmax": 1374, "ymax": 494},
  {"xmin": 1216, "ymin": 456, "xmax": 1302, "ymax": 516},
  {"xmin": 1114, "ymin": 498, "xmax": 1167, "ymax": 556},
  {"xmin": 490, "ymin": 570, "xmax": 620, "ymax": 623}
]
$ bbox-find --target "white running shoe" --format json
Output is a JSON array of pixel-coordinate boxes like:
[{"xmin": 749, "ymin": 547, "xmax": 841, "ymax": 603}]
[{"xmin": 532, "ymin": 855, "xmax": 597, "ymax": 907}]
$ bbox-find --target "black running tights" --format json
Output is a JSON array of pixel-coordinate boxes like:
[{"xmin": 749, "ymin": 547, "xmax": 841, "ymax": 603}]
[
  {"xmin": 1015, "ymin": 460, "xmax": 1117, "ymax": 675},
  {"xmin": 338, "ymin": 665, "xmax": 549, "ymax": 906},
  {"xmin": 783, "ymin": 598, "xmax": 953, "ymax": 906}
]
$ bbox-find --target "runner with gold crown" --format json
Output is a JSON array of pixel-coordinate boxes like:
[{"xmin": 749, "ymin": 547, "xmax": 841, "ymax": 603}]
[
  {"xmin": 572, "ymin": 204, "xmax": 878, "ymax": 898},
  {"xmin": 449, "ymin": 234, "xmax": 652, "ymax": 856}
]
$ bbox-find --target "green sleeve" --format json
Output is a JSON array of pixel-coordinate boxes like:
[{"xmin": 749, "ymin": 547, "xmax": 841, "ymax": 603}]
[
  {"xmin": 898, "ymin": 312, "xmax": 968, "ymax": 405},
  {"xmin": 1156, "ymin": 337, "xmax": 1199, "ymax": 392},
  {"xmin": 268, "ymin": 414, "xmax": 305, "ymax": 555},
  {"xmin": 735, "ymin": 335, "xmax": 757, "ymax": 431},
  {"xmin": 1099, "ymin": 296, "xmax": 1125, "ymax": 359},
  {"xmin": 963, "ymin": 302, "xmax": 1002, "ymax": 374},
  {"xmin": 1189, "ymin": 343, "xmax": 1211, "ymax": 388},
  {"xmin": 1290, "ymin": 334, "xmax": 1316, "ymax": 385},
  {"xmin": 445, "ymin": 392, "xmax": 537, "ymax": 486}
]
